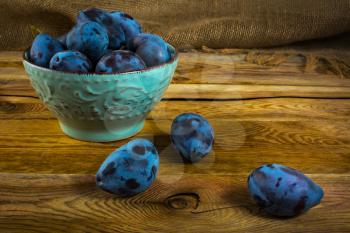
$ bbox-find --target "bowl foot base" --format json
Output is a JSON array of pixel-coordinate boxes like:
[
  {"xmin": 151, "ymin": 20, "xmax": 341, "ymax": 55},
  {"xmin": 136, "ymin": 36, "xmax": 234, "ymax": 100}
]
[{"xmin": 58, "ymin": 120, "xmax": 145, "ymax": 142}]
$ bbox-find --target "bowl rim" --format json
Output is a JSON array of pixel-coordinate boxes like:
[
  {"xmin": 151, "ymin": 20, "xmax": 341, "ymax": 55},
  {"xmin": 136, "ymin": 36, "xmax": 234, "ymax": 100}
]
[{"xmin": 23, "ymin": 43, "xmax": 179, "ymax": 77}]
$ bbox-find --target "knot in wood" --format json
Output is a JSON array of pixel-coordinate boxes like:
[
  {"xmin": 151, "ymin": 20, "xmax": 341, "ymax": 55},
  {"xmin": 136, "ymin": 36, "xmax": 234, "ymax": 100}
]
[{"xmin": 165, "ymin": 193, "xmax": 199, "ymax": 210}]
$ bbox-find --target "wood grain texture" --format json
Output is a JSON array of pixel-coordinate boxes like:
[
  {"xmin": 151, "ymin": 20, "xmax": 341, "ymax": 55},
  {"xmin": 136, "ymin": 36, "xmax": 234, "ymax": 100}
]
[
  {"xmin": 2, "ymin": 96, "xmax": 350, "ymax": 121},
  {"xmin": 0, "ymin": 100, "xmax": 349, "ymax": 175},
  {"xmin": 0, "ymin": 173, "xmax": 349, "ymax": 233},
  {"xmin": 1, "ymin": 52, "xmax": 350, "ymax": 99},
  {"xmin": 0, "ymin": 50, "xmax": 350, "ymax": 232}
]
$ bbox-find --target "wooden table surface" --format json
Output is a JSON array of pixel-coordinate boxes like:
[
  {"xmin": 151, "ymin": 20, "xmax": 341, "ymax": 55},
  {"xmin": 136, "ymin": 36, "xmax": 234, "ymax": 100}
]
[{"xmin": 0, "ymin": 49, "xmax": 349, "ymax": 232}]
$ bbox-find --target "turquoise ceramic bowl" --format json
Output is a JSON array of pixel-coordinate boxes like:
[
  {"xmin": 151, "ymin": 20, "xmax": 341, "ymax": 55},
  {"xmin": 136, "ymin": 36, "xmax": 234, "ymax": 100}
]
[{"xmin": 23, "ymin": 45, "xmax": 178, "ymax": 142}]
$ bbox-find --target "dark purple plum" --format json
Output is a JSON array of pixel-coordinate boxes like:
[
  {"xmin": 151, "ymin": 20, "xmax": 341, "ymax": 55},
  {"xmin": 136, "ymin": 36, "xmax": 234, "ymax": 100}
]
[
  {"xmin": 57, "ymin": 34, "xmax": 67, "ymax": 48},
  {"xmin": 77, "ymin": 8, "xmax": 110, "ymax": 24},
  {"xmin": 127, "ymin": 33, "xmax": 165, "ymax": 51},
  {"xmin": 66, "ymin": 21, "xmax": 109, "ymax": 62},
  {"xmin": 110, "ymin": 11, "xmax": 142, "ymax": 42},
  {"xmin": 136, "ymin": 41, "xmax": 171, "ymax": 67},
  {"xmin": 77, "ymin": 8, "xmax": 125, "ymax": 49},
  {"xmin": 96, "ymin": 138, "xmax": 159, "ymax": 196},
  {"xmin": 128, "ymin": 33, "xmax": 170, "ymax": 67},
  {"xmin": 49, "ymin": 51, "xmax": 92, "ymax": 73},
  {"xmin": 30, "ymin": 34, "xmax": 64, "ymax": 68},
  {"xmin": 248, "ymin": 164, "xmax": 324, "ymax": 217},
  {"xmin": 95, "ymin": 50, "xmax": 146, "ymax": 73},
  {"xmin": 171, "ymin": 113, "xmax": 214, "ymax": 163}
]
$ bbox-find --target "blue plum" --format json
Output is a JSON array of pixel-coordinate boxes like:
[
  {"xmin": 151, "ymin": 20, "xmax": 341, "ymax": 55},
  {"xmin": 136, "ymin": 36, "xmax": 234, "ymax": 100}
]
[
  {"xmin": 57, "ymin": 34, "xmax": 67, "ymax": 48},
  {"xmin": 110, "ymin": 11, "xmax": 142, "ymax": 42},
  {"xmin": 136, "ymin": 41, "xmax": 171, "ymax": 67},
  {"xmin": 248, "ymin": 164, "xmax": 324, "ymax": 217},
  {"xmin": 95, "ymin": 50, "xmax": 146, "ymax": 73},
  {"xmin": 49, "ymin": 51, "xmax": 92, "ymax": 73},
  {"xmin": 129, "ymin": 33, "xmax": 170, "ymax": 67},
  {"xmin": 77, "ymin": 8, "xmax": 125, "ymax": 49},
  {"xmin": 96, "ymin": 138, "xmax": 159, "ymax": 196},
  {"xmin": 77, "ymin": 8, "xmax": 110, "ymax": 24},
  {"xmin": 127, "ymin": 33, "xmax": 166, "ymax": 51},
  {"xmin": 171, "ymin": 113, "xmax": 214, "ymax": 162},
  {"xmin": 66, "ymin": 21, "xmax": 109, "ymax": 62},
  {"xmin": 30, "ymin": 34, "xmax": 64, "ymax": 68}
]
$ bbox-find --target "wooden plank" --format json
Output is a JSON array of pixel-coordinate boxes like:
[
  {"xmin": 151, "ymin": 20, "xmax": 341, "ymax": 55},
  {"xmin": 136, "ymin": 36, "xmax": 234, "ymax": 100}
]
[
  {"xmin": 1, "ymin": 78, "xmax": 350, "ymax": 99},
  {"xmin": 0, "ymin": 50, "xmax": 349, "ymax": 233},
  {"xmin": 0, "ymin": 173, "xmax": 349, "ymax": 233},
  {"xmin": 165, "ymin": 84, "xmax": 350, "ymax": 99},
  {"xmin": 0, "ymin": 96, "xmax": 50, "ymax": 119},
  {"xmin": 0, "ymin": 72, "xmax": 34, "ymax": 97},
  {"xmin": 1, "ymin": 96, "xmax": 350, "ymax": 121},
  {"xmin": 1, "ymin": 51, "xmax": 350, "ymax": 99},
  {"xmin": 0, "ymin": 117, "xmax": 349, "ymax": 174},
  {"xmin": 0, "ymin": 96, "xmax": 349, "ymax": 175},
  {"xmin": 175, "ymin": 53, "xmax": 350, "ymax": 86},
  {"xmin": 1, "ymin": 51, "xmax": 349, "ymax": 87},
  {"xmin": 0, "ymin": 51, "xmax": 24, "ymax": 65}
]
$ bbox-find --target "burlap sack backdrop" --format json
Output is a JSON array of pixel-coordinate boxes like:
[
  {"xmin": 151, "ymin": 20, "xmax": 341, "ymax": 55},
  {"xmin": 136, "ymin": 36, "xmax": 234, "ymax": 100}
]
[{"xmin": 1, "ymin": 0, "xmax": 349, "ymax": 50}]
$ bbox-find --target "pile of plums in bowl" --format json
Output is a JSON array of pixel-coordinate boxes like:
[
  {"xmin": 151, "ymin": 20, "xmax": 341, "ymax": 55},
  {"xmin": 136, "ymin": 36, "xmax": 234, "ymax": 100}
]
[
  {"xmin": 23, "ymin": 8, "xmax": 178, "ymax": 142},
  {"xmin": 29, "ymin": 8, "xmax": 171, "ymax": 73}
]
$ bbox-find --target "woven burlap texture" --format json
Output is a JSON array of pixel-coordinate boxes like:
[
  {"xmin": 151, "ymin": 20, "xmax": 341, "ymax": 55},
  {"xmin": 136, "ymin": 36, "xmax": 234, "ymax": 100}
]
[{"xmin": 1, "ymin": 0, "xmax": 350, "ymax": 50}]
